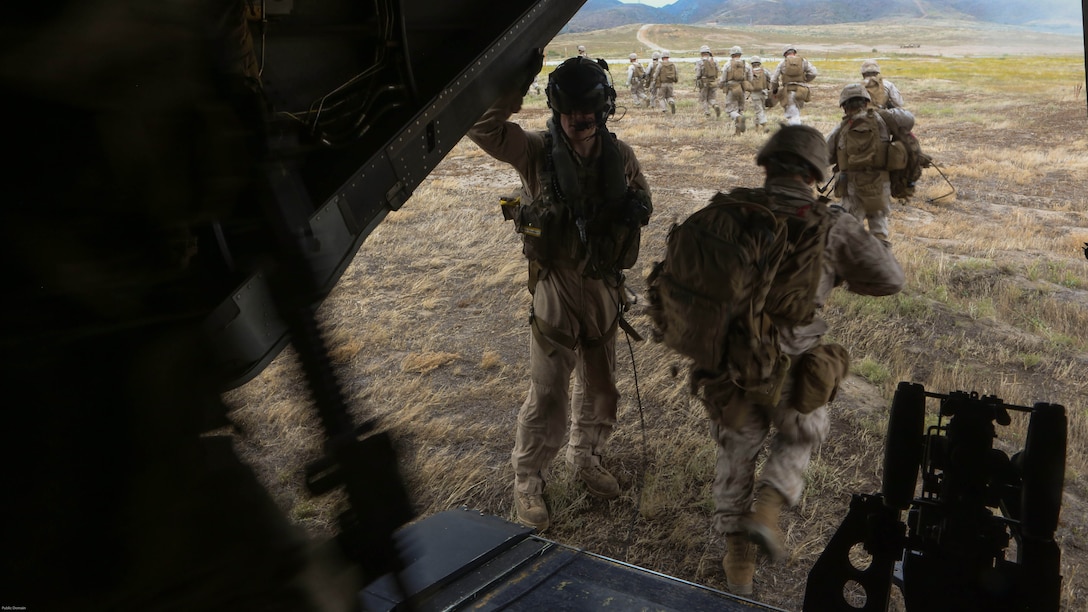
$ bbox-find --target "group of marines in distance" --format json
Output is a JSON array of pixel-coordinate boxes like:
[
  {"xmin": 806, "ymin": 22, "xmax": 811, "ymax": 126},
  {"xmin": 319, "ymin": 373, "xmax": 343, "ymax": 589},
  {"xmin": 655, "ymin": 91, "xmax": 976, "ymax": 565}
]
[
  {"xmin": 620, "ymin": 43, "xmax": 821, "ymax": 132},
  {"xmin": 613, "ymin": 43, "xmax": 913, "ymax": 244}
]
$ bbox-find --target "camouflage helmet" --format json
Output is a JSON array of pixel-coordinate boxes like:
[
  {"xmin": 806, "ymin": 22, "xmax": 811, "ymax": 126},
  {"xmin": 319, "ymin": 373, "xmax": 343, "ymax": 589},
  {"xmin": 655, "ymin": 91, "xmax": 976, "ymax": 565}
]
[
  {"xmin": 860, "ymin": 59, "xmax": 880, "ymax": 76},
  {"xmin": 662, "ymin": 50, "xmax": 670, "ymax": 58},
  {"xmin": 546, "ymin": 56, "xmax": 616, "ymax": 119},
  {"xmin": 699, "ymin": 45, "xmax": 712, "ymax": 54},
  {"xmin": 629, "ymin": 52, "xmax": 638, "ymax": 60},
  {"xmin": 651, "ymin": 51, "xmax": 661, "ymax": 60},
  {"xmin": 756, "ymin": 125, "xmax": 828, "ymax": 182},
  {"xmin": 783, "ymin": 44, "xmax": 797, "ymax": 56},
  {"xmin": 838, "ymin": 83, "xmax": 871, "ymax": 106},
  {"xmin": 749, "ymin": 55, "xmax": 762, "ymax": 65},
  {"xmin": 577, "ymin": 45, "xmax": 587, "ymax": 54},
  {"xmin": 730, "ymin": 45, "xmax": 743, "ymax": 56}
]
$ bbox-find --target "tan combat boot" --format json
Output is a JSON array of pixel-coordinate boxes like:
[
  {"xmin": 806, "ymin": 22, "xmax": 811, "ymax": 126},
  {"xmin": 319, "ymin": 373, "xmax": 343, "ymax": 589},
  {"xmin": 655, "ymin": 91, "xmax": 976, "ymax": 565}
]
[
  {"xmin": 575, "ymin": 464, "xmax": 621, "ymax": 499},
  {"xmin": 741, "ymin": 485, "xmax": 786, "ymax": 562},
  {"xmin": 715, "ymin": 106, "xmax": 721, "ymax": 118},
  {"xmin": 515, "ymin": 491, "xmax": 550, "ymax": 531},
  {"xmin": 736, "ymin": 115, "xmax": 747, "ymax": 133},
  {"xmin": 723, "ymin": 532, "xmax": 756, "ymax": 595},
  {"xmin": 669, "ymin": 100, "xmax": 676, "ymax": 114}
]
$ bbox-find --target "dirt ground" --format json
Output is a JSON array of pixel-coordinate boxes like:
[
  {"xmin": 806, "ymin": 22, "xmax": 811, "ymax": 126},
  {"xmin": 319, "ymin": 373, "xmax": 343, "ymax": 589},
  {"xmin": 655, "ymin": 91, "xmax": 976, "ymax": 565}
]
[{"xmin": 228, "ymin": 31, "xmax": 1088, "ymax": 612}]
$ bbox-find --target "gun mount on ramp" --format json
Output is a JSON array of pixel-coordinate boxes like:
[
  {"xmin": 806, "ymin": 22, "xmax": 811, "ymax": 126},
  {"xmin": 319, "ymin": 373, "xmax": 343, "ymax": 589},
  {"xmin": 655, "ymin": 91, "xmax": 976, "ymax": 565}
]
[{"xmin": 805, "ymin": 383, "xmax": 1066, "ymax": 612}]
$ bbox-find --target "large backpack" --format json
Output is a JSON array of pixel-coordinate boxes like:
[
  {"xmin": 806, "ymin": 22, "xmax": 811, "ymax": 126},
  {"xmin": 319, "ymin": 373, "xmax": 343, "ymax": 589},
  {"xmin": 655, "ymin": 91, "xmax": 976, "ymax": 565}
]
[
  {"xmin": 702, "ymin": 58, "xmax": 719, "ymax": 80},
  {"xmin": 659, "ymin": 61, "xmax": 677, "ymax": 83},
  {"xmin": 781, "ymin": 55, "xmax": 804, "ymax": 82},
  {"xmin": 877, "ymin": 109, "xmax": 933, "ymax": 199},
  {"xmin": 647, "ymin": 189, "xmax": 828, "ymax": 400}
]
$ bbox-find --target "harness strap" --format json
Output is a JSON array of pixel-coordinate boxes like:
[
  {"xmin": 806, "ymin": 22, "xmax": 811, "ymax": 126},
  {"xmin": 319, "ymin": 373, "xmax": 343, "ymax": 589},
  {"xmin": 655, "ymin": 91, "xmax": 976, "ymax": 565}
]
[{"xmin": 529, "ymin": 307, "xmax": 619, "ymax": 353}]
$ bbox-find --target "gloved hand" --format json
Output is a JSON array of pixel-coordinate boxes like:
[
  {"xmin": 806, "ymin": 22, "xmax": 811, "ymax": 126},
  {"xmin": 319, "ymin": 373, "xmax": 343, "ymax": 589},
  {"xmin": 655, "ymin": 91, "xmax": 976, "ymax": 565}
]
[
  {"xmin": 519, "ymin": 48, "xmax": 545, "ymax": 97},
  {"xmin": 624, "ymin": 189, "xmax": 652, "ymax": 226}
]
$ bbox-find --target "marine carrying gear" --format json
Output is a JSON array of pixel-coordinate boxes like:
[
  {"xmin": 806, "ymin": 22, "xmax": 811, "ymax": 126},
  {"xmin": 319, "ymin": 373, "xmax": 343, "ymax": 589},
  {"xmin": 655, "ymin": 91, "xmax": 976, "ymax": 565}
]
[
  {"xmin": 658, "ymin": 60, "xmax": 677, "ymax": 83},
  {"xmin": 836, "ymin": 108, "xmax": 891, "ymax": 171},
  {"xmin": 878, "ymin": 110, "xmax": 932, "ymax": 199},
  {"xmin": 781, "ymin": 55, "xmax": 805, "ymax": 83},
  {"xmin": 723, "ymin": 58, "xmax": 750, "ymax": 93},
  {"xmin": 700, "ymin": 56, "xmax": 719, "ymax": 81},
  {"xmin": 834, "ymin": 108, "xmax": 908, "ymax": 175},
  {"xmin": 647, "ymin": 187, "xmax": 829, "ymax": 409}
]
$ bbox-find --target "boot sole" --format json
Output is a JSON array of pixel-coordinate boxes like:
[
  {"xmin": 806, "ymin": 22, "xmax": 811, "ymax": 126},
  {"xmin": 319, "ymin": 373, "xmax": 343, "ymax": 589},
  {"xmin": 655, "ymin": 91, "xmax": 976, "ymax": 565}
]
[
  {"xmin": 516, "ymin": 516, "xmax": 550, "ymax": 531},
  {"xmin": 583, "ymin": 484, "xmax": 620, "ymax": 500}
]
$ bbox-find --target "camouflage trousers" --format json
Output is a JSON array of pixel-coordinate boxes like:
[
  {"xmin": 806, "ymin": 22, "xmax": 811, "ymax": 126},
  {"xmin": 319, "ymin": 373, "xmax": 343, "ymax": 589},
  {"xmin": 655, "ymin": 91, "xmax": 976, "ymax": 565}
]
[
  {"xmin": 748, "ymin": 91, "xmax": 768, "ymax": 126},
  {"xmin": 512, "ymin": 267, "xmax": 622, "ymax": 495},
  {"xmin": 698, "ymin": 85, "xmax": 719, "ymax": 115},
  {"xmin": 782, "ymin": 90, "xmax": 805, "ymax": 125},
  {"xmin": 655, "ymin": 83, "xmax": 676, "ymax": 112},
  {"xmin": 724, "ymin": 84, "xmax": 746, "ymax": 119},
  {"xmin": 630, "ymin": 82, "xmax": 649, "ymax": 107},
  {"xmin": 707, "ymin": 374, "xmax": 831, "ymax": 535},
  {"xmin": 840, "ymin": 170, "xmax": 892, "ymax": 241}
]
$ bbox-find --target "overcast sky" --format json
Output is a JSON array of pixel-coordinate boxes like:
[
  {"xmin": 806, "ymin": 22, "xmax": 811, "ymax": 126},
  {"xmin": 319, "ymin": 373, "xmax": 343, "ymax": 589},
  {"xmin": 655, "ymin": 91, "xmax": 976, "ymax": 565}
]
[{"xmin": 616, "ymin": 0, "xmax": 675, "ymax": 7}]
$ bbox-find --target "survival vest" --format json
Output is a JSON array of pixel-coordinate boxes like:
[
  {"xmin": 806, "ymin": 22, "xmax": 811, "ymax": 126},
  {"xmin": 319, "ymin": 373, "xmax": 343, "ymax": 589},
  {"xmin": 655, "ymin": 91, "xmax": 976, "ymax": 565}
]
[
  {"xmin": 647, "ymin": 188, "xmax": 829, "ymax": 406},
  {"xmin": 504, "ymin": 129, "xmax": 645, "ymax": 281},
  {"xmin": 781, "ymin": 55, "xmax": 804, "ymax": 83},
  {"xmin": 630, "ymin": 63, "xmax": 646, "ymax": 83},
  {"xmin": 864, "ymin": 76, "xmax": 889, "ymax": 108},
  {"xmin": 659, "ymin": 61, "xmax": 677, "ymax": 83}
]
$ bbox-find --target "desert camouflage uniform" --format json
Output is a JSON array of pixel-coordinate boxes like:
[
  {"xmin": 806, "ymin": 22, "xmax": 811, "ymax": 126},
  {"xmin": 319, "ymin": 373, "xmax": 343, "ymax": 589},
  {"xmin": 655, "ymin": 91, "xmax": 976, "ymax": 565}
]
[
  {"xmin": 827, "ymin": 106, "xmax": 915, "ymax": 241},
  {"xmin": 771, "ymin": 53, "xmax": 818, "ymax": 125},
  {"xmin": 627, "ymin": 57, "xmax": 650, "ymax": 107},
  {"xmin": 709, "ymin": 177, "xmax": 905, "ymax": 536},
  {"xmin": 749, "ymin": 60, "xmax": 771, "ymax": 129},
  {"xmin": 719, "ymin": 56, "xmax": 752, "ymax": 128},
  {"xmin": 695, "ymin": 54, "xmax": 721, "ymax": 117},
  {"xmin": 468, "ymin": 91, "xmax": 651, "ymax": 497},
  {"xmin": 653, "ymin": 55, "xmax": 678, "ymax": 113},
  {"xmin": 647, "ymin": 56, "xmax": 662, "ymax": 109}
]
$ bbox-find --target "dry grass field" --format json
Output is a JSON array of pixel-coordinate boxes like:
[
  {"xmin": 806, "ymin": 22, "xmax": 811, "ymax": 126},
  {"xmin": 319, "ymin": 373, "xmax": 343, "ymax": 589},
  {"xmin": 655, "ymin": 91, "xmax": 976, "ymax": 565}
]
[{"xmin": 225, "ymin": 19, "xmax": 1087, "ymax": 611}]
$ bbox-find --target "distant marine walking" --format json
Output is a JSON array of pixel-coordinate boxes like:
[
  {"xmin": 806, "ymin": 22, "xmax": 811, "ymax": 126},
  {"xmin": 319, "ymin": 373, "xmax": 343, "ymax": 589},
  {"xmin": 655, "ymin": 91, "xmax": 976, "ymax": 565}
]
[{"xmin": 771, "ymin": 45, "xmax": 817, "ymax": 125}]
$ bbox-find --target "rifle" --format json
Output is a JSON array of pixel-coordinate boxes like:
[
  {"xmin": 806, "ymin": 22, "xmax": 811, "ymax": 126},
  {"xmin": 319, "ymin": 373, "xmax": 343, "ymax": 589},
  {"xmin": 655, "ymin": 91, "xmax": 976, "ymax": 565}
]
[{"xmin": 804, "ymin": 383, "xmax": 1066, "ymax": 612}]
